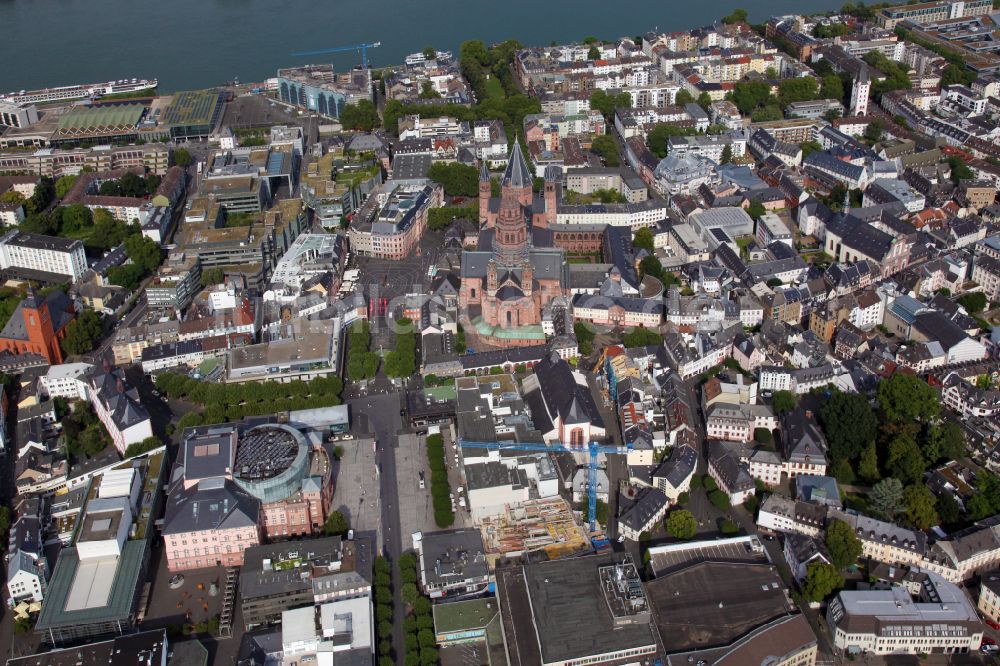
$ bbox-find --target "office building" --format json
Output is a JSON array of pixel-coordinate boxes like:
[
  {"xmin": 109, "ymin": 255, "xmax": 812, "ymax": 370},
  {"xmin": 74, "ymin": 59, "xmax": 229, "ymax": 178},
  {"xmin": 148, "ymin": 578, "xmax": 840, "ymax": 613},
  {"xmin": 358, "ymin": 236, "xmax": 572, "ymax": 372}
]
[
  {"xmin": 413, "ymin": 529, "xmax": 489, "ymax": 599},
  {"xmin": 0, "ymin": 230, "xmax": 87, "ymax": 281},
  {"xmin": 827, "ymin": 571, "xmax": 982, "ymax": 656}
]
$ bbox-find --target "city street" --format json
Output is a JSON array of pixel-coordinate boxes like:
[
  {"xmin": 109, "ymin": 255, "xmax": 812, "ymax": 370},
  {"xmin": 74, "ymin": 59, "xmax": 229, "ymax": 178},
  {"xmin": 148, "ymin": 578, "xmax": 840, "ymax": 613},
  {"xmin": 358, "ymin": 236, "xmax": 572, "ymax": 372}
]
[{"xmin": 347, "ymin": 391, "xmax": 407, "ymax": 658}]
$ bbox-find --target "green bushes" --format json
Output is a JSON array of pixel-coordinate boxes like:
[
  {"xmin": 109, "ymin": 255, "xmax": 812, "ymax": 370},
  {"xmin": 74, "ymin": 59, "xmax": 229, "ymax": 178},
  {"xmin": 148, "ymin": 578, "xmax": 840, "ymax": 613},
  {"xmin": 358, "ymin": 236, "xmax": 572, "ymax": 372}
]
[
  {"xmin": 427, "ymin": 434, "xmax": 454, "ymax": 528},
  {"xmin": 155, "ymin": 372, "xmax": 343, "ymax": 426}
]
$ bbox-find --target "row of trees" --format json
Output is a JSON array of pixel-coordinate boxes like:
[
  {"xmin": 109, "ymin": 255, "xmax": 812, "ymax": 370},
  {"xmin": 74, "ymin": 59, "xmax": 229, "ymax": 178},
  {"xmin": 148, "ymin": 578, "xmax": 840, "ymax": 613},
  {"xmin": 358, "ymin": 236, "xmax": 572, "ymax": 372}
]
[
  {"xmin": 427, "ymin": 433, "xmax": 455, "ymax": 528},
  {"xmin": 397, "ymin": 552, "xmax": 440, "ymax": 666},
  {"xmin": 346, "ymin": 321, "xmax": 380, "ymax": 382},
  {"xmin": 155, "ymin": 372, "xmax": 343, "ymax": 426},
  {"xmin": 384, "ymin": 317, "xmax": 417, "ymax": 378},
  {"xmin": 428, "ymin": 204, "xmax": 478, "ymax": 231},
  {"xmin": 373, "ymin": 556, "xmax": 396, "ymax": 666}
]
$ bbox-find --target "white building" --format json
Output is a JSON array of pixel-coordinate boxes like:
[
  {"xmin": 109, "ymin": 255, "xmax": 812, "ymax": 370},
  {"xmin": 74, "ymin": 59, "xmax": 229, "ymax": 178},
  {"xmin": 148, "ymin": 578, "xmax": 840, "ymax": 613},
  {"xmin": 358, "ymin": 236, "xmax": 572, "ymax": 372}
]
[
  {"xmin": 40, "ymin": 362, "xmax": 93, "ymax": 400},
  {"xmin": 827, "ymin": 572, "xmax": 983, "ymax": 657},
  {"xmin": 0, "ymin": 230, "xmax": 87, "ymax": 281}
]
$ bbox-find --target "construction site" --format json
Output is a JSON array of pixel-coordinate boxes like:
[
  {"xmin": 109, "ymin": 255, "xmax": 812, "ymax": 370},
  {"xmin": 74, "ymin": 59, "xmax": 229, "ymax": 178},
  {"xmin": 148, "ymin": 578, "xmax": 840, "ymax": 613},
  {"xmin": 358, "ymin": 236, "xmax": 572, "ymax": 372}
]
[{"xmin": 478, "ymin": 497, "xmax": 591, "ymax": 565}]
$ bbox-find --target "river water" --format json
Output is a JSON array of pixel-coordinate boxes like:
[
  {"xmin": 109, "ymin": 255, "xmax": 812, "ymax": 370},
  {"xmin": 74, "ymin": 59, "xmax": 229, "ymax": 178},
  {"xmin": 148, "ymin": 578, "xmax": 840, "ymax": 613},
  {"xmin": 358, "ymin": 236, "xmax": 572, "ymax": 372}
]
[{"xmin": 1, "ymin": 0, "xmax": 842, "ymax": 93}]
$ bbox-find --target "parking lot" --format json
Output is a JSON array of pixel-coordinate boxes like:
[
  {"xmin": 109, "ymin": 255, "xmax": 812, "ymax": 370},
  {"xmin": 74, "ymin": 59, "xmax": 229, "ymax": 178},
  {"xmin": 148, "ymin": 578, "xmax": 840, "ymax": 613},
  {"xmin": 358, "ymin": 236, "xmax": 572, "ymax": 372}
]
[{"xmin": 394, "ymin": 430, "xmax": 473, "ymax": 551}]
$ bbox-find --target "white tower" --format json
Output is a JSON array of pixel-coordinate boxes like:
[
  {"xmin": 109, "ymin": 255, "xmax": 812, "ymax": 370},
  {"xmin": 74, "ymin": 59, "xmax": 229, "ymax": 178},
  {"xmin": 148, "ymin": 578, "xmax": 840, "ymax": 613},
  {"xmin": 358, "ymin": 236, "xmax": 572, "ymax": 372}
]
[{"xmin": 850, "ymin": 66, "xmax": 871, "ymax": 117}]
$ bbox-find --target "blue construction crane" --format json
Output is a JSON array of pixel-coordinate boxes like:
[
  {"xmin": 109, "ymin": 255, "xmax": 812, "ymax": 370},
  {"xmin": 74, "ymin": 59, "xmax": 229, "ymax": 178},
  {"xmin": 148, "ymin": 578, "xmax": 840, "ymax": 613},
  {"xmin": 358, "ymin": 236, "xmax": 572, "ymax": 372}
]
[
  {"xmin": 458, "ymin": 439, "xmax": 629, "ymax": 534},
  {"xmin": 289, "ymin": 42, "xmax": 382, "ymax": 68}
]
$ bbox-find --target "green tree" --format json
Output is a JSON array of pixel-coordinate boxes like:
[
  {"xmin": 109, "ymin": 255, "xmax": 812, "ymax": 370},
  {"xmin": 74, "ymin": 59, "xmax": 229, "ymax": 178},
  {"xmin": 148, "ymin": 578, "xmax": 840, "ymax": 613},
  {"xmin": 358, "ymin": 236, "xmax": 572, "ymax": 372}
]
[
  {"xmin": 200, "ymin": 267, "xmax": 225, "ymax": 287},
  {"xmin": 800, "ymin": 140, "xmax": 823, "ymax": 159},
  {"xmin": 902, "ymin": 484, "xmax": 938, "ymax": 529},
  {"xmin": 108, "ymin": 264, "xmax": 145, "ymax": 291},
  {"xmin": 61, "ymin": 310, "xmax": 104, "ymax": 357},
  {"xmin": 401, "ymin": 582, "xmax": 419, "ymax": 605},
  {"xmin": 423, "ymin": 45, "xmax": 437, "ymax": 60},
  {"xmin": 877, "ymin": 374, "xmax": 939, "ymax": 425},
  {"xmin": 674, "ymin": 89, "xmax": 695, "ymax": 107},
  {"xmin": 814, "ymin": 22, "xmax": 851, "ymax": 38},
  {"xmin": 957, "ymin": 292, "xmax": 987, "ymax": 314},
  {"xmin": 936, "ymin": 491, "xmax": 962, "ymax": 528},
  {"xmin": 638, "ymin": 255, "xmax": 664, "ymax": 281},
  {"xmin": 124, "ymin": 234, "xmax": 163, "ymax": 273},
  {"xmin": 820, "ymin": 392, "xmax": 877, "ymax": 462},
  {"xmin": 803, "ymin": 562, "xmax": 844, "ymax": 602},
  {"xmin": 870, "ymin": 477, "xmax": 904, "ymax": 520},
  {"xmin": 418, "ymin": 81, "xmax": 441, "ymax": 99},
  {"xmin": 941, "ymin": 63, "xmax": 975, "ymax": 87},
  {"xmin": 820, "ymin": 74, "xmax": 845, "ymax": 102},
  {"xmin": 124, "ymin": 436, "xmax": 162, "ymax": 458},
  {"xmin": 863, "ymin": 118, "xmax": 885, "ymax": 143},
  {"xmin": 858, "ymin": 441, "xmax": 880, "ymax": 484},
  {"xmin": 54, "ymin": 175, "xmax": 78, "ymax": 199},
  {"xmin": 948, "ymin": 156, "xmax": 975, "ymax": 184},
  {"xmin": 340, "ymin": 99, "xmax": 380, "ymax": 131},
  {"xmin": 588, "ymin": 45, "xmax": 601, "ymax": 60},
  {"xmin": 825, "ymin": 518, "xmax": 863, "ymax": 569},
  {"xmin": 665, "ymin": 509, "xmax": 697, "ymax": 539},
  {"xmin": 646, "ymin": 123, "xmax": 695, "ymax": 158},
  {"xmin": 623, "ymin": 327, "xmax": 662, "ymax": 348},
  {"xmin": 728, "ymin": 81, "xmax": 773, "ymax": 115},
  {"xmin": 709, "ymin": 489, "xmax": 731, "ymax": 510},
  {"xmin": 172, "ymin": 148, "xmax": 193, "ymax": 167},
  {"xmin": 591, "ymin": 134, "xmax": 620, "ymax": 167},
  {"xmin": 632, "ymin": 227, "xmax": 655, "ymax": 252},
  {"xmin": 719, "ymin": 144, "xmax": 734, "ymax": 164},
  {"xmin": 746, "ymin": 198, "xmax": 766, "ymax": 221},
  {"xmin": 771, "ymin": 390, "xmax": 797, "ymax": 415},
  {"xmin": 722, "ymin": 8, "xmax": 748, "ymax": 23},
  {"xmin": 778, "ymin": 76, "xmax": 819, "ymax": 107},
  {"xmin": 697, "ymin": 92, "xmax": 713, "ymax": 111},
  {"xmin": 427, "ymin": 162, "xmax": 479, "ymax": 197},
  {"xmin": 0, "ymin": 191, "xmax": 25, "ymax": 205},
  {"xmin": 323, "ymin": 510, "xmax": 350, "ymax": 537},
  {"xmin": 886, "ymin": 434, "xmax": 926, "ymax": 486}
]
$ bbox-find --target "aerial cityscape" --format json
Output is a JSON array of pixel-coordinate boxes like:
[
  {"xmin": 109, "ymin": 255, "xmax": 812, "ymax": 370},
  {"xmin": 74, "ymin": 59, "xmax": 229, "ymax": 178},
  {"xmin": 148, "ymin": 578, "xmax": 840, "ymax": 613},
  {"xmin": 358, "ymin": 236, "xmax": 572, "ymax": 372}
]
[{"xmin": 2, "ymin": 2, "xmax": 1000, "ymax": 665}]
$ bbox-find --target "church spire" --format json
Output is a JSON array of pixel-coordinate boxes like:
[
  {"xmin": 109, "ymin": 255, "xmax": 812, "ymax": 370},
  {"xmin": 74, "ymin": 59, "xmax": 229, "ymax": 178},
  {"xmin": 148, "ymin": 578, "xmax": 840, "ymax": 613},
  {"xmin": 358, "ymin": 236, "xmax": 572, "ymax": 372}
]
[{"xmin": 502, "ymin": 140, "xmax": 531, "ymax": 190}]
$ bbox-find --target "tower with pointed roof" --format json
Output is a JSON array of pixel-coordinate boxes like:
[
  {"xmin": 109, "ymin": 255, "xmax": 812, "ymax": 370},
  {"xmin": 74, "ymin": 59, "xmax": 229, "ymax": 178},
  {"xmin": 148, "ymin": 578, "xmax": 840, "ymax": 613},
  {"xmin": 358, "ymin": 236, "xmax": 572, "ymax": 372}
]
[
  {"xmin": 478, "ymin": 160, "xmax": 491, "ymax": 227},
  {"xmin": 457, "ymin": 143, "xmax": 571, "ymax": 347}
]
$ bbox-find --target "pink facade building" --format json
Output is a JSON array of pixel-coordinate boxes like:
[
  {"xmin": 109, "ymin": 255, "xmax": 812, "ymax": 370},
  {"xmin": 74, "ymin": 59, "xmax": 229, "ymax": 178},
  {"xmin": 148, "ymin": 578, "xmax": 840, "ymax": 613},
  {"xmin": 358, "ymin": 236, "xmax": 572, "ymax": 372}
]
[{"xmin": 162, "ymin": 421, "xmax": 333, "ymax": 571}]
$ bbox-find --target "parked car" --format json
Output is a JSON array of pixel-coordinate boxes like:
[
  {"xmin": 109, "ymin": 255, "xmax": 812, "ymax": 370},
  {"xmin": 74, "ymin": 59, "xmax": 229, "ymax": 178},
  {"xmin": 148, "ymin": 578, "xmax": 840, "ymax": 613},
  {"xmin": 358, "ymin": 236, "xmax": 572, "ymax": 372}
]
[{"xmin": 986, "ymin": 619, "xmax": 1000, "ymax": 630}]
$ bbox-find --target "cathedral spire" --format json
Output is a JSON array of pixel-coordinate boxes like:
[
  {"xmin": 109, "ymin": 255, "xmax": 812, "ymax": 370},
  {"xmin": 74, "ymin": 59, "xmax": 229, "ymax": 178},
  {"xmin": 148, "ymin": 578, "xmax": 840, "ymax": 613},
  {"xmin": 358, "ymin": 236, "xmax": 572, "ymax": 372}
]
[{"xmin": 502, "ymin": 140, "xmax": 531, "ymax": 190}]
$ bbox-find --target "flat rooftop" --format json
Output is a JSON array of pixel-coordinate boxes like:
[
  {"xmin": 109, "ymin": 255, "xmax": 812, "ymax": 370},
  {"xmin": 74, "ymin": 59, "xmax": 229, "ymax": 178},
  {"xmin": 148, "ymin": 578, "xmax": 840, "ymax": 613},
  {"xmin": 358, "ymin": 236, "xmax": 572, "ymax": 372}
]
[
  {"xmin": 647, "ymin": 561, "xmax": 794, "ymax": 654},
  {"xmin": 496, "ymin": 555, "xmax": 658, "ymax": 666},
  {"xmin": 648, "ymin": 535, "xmax": 768, "ymax": 575}
]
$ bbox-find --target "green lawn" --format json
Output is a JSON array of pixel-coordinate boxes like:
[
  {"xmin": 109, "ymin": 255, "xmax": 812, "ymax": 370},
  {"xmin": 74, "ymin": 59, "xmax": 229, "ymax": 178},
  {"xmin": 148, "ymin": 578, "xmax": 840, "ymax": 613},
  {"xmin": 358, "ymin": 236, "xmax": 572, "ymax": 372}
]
[{"xmin": 483, "ymin": 76, "xmax": 505, "ymax": 101}]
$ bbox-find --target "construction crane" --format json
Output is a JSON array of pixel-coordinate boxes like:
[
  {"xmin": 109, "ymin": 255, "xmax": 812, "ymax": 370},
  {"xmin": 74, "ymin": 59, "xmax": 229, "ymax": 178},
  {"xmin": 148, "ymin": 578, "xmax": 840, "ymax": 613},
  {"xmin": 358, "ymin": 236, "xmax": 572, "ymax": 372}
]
[
  {"xmin": 458, "ymin": 439, "xmax": 630, "ymax": 535},
  {"xmin": 289, "ymin": 41, "xmax": 382, "ymax": 68}
]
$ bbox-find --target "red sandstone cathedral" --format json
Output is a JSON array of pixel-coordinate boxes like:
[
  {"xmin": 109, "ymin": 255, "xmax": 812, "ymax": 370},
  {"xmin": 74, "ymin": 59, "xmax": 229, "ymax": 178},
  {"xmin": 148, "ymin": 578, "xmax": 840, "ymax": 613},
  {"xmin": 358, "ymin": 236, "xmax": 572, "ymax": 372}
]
[{"xmin": 459, "ymin": 144, "xmax": 570, "ymax": 347}]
